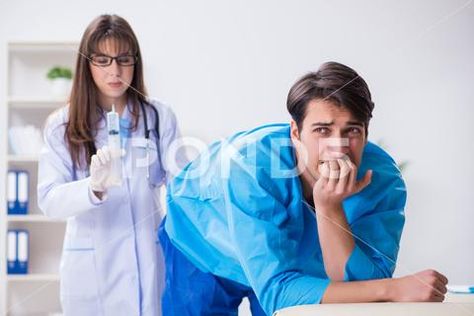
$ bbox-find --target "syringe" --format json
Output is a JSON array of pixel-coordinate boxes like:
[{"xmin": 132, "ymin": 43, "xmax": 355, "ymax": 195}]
[{"xmin": 107, "ymin": 104, "xmax": 123, "ymax": 186}]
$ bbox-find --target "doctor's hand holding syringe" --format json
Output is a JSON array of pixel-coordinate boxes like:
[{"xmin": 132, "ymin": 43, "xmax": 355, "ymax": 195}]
[{"xmin": 90, "ymin": 104, "xmax": 124, "ymax": 199}]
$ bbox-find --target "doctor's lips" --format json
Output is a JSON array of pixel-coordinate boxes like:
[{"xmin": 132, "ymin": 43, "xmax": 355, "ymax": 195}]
[{"xmin": 108, "ymin": 82, "xmax": 123, "ymax": 88}]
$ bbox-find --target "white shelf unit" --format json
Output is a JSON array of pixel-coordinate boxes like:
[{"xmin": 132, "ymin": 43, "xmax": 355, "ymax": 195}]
[
  {"xmin": 1, "ymin": 42, "xmax": 78, "ymax": 316},
  {"xmin": 7, "ymin": 274, "xmax": 60, "ymax": 283},
  {"xmin": 7, "ymin": 215, "xmax": 65, "ymax": 223},
  {"xmin": 7, "ymin": 156, "xmax": 39, "ymax": 163},
  {"xmin": 8, "ymin": 97, "xmax": 66, "ymax": 110}
]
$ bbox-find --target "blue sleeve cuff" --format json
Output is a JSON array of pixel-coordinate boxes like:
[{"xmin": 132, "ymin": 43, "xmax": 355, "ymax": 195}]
[
  {"xmin": 289, "ymin": 276, "xmax": 331, "ymax": 305},
  {"xmin": 267, "ymin": 276, "xmax": 331, "ymax": 314},
  {"xmin": 344, "ymin": 245, "xmax": 385, "ymax": 281}
]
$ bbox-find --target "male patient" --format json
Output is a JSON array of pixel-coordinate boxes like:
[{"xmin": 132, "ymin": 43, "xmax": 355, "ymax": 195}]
[{"xmin": 159, "ymin": 62, "xmax": 448, "ymax": 315}]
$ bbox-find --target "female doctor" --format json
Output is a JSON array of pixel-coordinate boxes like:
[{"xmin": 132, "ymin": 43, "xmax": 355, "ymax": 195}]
[{"xmin": 38, "ymin": 14, "xmax": 184, "ymax": 315}]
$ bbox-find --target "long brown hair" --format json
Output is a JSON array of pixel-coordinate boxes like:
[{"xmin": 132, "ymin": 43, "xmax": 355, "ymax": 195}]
[{"xmin": 66, "ymin": 14, "xmax": 148, "ymax": 170}]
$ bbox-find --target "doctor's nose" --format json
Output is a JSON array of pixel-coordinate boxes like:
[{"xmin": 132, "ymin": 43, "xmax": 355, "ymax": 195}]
[{"xmin": 107, "ymin": 59, "xmax": 122, "ymax": 76}]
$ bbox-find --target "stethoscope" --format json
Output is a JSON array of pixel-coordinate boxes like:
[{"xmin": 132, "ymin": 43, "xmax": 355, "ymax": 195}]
[{"xmin": 139, "ymin": 101, "xmax": 162, "ymax": 180}]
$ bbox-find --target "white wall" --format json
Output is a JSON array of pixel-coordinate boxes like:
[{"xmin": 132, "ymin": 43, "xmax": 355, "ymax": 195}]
[{"xmin": 1, "ymin": 0, "xmax": 473, "ymax": 299}]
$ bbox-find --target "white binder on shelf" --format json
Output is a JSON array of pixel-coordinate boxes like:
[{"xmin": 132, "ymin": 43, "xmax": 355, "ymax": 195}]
[
  {"xmin": 6, "ymin": 170, "xmax": 29, "ymax": 215},
  {"xmin": 17, "ymin": 230, "xmax": 29, "ymax": 274},
  {"xmin": 7, "ymin": 171, "xmax": 16, "ymax": 214},
  {"xmin": 17, "ymin": 171, "xmax": 29, "ymax": 212},
  {"xmin": 6, "ymin": 229, "xmax": 29, "ymax": 274},
  {"xmin": 7, "ymin": 230, "xmax": 17, "ymax": 274}
]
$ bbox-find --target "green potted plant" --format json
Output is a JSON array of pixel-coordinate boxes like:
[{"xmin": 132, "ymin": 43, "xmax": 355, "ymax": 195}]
[{"xmin": 46, "ymin": 66, "xmax": 73, "ymax": 97}]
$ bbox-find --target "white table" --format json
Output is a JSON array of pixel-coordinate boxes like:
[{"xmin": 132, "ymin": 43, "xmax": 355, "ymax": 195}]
[{"xmin": 274, "ymin": 294, "xmax": 474, "ymax": 316}]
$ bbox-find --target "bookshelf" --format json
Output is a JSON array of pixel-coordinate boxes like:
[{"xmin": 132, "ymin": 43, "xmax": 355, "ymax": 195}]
[{"xmin": 1, "ymin": 41, "xmax": 77, "ymax": 315}]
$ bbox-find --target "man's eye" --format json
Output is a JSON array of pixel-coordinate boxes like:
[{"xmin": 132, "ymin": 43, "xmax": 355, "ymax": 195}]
[
  {"xmin": 348, "ymin": 128, "xmax": 362, "ymax": 136},
  {"xmin": 314, "ymin": 127, "xmax": 330, "ymax": 135}
]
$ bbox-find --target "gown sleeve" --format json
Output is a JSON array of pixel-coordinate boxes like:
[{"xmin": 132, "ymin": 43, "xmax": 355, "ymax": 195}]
[
  {"xmin": 343, "ymin": 173, "xmax": 406, "ymax": 281},
  {"xmin": 222, "ymin": 157, "xmax": 330, "ymax": 315}
]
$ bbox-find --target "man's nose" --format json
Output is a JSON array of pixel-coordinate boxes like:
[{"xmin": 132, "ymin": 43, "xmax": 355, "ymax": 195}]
[
  {"xmin": 327, "ymin": 146, "xmax": 350, "ymax": 158},
  {"xmin": 321, "ymin": 137, "xmax": 350, "ymax": 159}
]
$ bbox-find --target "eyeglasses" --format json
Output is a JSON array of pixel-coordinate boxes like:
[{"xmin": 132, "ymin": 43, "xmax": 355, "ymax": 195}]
[{"xmin": 89, "ymin": 54, "xmax": 138, "ymax": 67}]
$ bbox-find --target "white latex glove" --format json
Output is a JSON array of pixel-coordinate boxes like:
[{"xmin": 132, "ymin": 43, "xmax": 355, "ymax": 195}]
[{"xmin": 90, "ymin": 146, "xmax": 123, "ymax": 193}]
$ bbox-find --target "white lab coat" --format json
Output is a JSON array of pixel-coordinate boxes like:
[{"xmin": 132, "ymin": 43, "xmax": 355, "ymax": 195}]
[{"xmin": 38, "ymin": 100, "xmax": 184, "ymax": 316}]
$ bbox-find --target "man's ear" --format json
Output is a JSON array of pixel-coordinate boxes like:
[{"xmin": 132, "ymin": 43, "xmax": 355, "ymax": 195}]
[
  {"xmin": 364, "ymin": 124, "xmax": 370, "ymax": 145},
  {"xmin": 290, "ymin": 119, "xmax": 300, "ymax": 141}
]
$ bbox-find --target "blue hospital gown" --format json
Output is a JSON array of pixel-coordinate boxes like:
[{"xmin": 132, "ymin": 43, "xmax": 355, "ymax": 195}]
[{"xmin": 165, "ymin": 123, "xmax": 406, "ymax": 315}]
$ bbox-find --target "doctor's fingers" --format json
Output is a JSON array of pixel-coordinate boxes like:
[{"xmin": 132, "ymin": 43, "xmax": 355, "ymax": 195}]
[
  {"xmin": 96, "ymin": 147, "xmax": 111, "ymax": 164},
  {"xmin": 105, "ymin": 146, "xmax": 124, "ymax": 159},
  {"xmin": 95, "ymin": 150, "xmax": 106, "ymax": 165},
  {"xmin": 90, "ymin": 155, "xmax": 100, "ymax": 169}
]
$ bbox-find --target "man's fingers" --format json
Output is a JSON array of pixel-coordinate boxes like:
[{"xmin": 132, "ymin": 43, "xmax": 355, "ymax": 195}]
[
  {"xmin": 337, "ymin": 159, "xmax": 351, "ymax": 178},
  {"xmin": 318, "ymin": 161, "xmax": 329, "ymax": 177},
  {"xmin": 432, "ymin": 292, "xmax": 445, "ymax": 302},
  {"xmin": 327, "ymin": 160, "xmax": 340, "ymax": 190},
  {"xmin": 344, "ymin": 159, "xmax": 357, "ymax": 191},
  {"xmin": 335, "ymin": 159, "xmax": 350, "ymax": 192},
  {"xmin": 431, "ymin": 284, "xmax": 446, "ymax": 301},
  {"xmin": 435, "ymin": 271, "xmax": 449, "ymax": 285},
  {"xmin": 433, "ymin": 280, "xmax": 448, "ymax": 294},
  {"xmin": 354, "ymin": 170, "xmax": 372, "ymax": 193},
  {"xmin": 315, "ymin": 162, "xmax": 329, "ymax": 190}
]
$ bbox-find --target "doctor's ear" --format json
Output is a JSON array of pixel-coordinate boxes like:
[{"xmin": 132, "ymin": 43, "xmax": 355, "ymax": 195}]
[{"xmin": 290, "ymin": 120, "xmax": 300, "ymax": 141}]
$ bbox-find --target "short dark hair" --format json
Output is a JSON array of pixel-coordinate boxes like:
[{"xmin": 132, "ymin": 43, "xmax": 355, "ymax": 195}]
[{"xmin": 287, "ymin": 62, "xmax": 374, "ymax": 134}]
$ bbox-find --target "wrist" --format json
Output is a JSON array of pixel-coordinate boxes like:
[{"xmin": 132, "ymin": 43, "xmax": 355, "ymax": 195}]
[
  {"xmin": 90, "ymin": 184, "xmax": 105, "ymax": 193},
  {"xmin": 379, "ymin": 278, "xmax": 397, "ymax": 302},
  {"xmin": 315, "ymin": 202, "xmax": 344, "ymax": 216},
  {"xmin": 89, "ymin": 180, "xmax": 105, "ymax": 199}
]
